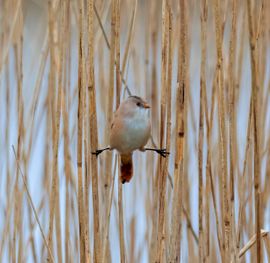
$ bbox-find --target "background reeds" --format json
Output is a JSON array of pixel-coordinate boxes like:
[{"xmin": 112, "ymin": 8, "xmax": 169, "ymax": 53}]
[{"xmin": 0, "ymin": 0, "xmax": 270, "ymax": 262}]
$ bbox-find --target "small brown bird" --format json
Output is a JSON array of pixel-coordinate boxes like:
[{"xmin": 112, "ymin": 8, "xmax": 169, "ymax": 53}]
[{"xmin": 92, "ymin": 96, "xmax": 169, "ymax": 183}]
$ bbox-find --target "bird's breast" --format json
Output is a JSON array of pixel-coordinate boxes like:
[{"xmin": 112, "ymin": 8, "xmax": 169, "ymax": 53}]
[
  {"xmin": 110, "ymin": 112, "xmax": 151, "ymax": 154},
  {"xmin": 124, "ymin": 115, "xmax": 150, "ymax": 142}
]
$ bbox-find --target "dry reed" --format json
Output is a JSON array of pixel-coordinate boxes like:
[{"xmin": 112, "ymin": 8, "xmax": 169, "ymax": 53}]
[{"xmin": 0, "ymin": 0, "xmax": 270, "ymax": 262}]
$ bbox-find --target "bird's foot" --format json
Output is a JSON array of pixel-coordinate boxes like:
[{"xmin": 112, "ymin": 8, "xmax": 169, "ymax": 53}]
[
  {"xmin": 91, "ymin": 147, "xmax": 111, "ymax": 157},
  {"xmin": 144, "ymin": 147, "xmax": 170, "ymax": 158},
  {"xmin": 91, "ymin": 149, "xmax": 103, "ymax": 156},
  {"xmin": 156, "ymin": 148, "xmax": 170, "ymax": 158}
]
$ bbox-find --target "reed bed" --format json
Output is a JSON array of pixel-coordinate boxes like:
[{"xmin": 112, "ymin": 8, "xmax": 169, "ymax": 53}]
[{"xmin": 0, "ymin": 0, "xmax": 270, "ymax": 262}]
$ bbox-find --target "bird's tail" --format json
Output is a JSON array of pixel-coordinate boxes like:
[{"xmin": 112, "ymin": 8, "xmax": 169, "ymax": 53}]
[{"xmin": 120, "ymin": 153, "xmax": 133, "ymax": 184}]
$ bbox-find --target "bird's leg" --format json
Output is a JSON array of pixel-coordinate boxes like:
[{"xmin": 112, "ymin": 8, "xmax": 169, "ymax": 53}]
[
  {"xmin": 143, "ymin": 147, "xmax": 170, "ymax": 158},
  {"xmin": 91, "ymin": 147, "xmax": 111, "ymax": 157}
]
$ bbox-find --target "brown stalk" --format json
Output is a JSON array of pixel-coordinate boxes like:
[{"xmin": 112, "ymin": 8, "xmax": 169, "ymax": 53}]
[
  {"xmin": 235, "ymin": 7, "xmax": 246, "ymax": 104},
  {"xmin": 156, "ymin": 1, "xmax": 169, "ymax": 262},
  {"xmin": 77, "ymin": 0, "xmax": 86, "ymax": 261},
  {"xmin": 148, "ymin": 2, "xmax": 159, "ymax": 261},
  {"xmin": 88, "ymin": 0, "xmax": 102, "ymax": 262},
  {"xmin": 61, "ymin": 5, "xmax": 73, "ymax": 255},
  {"xmin": 129, "ymin": 217, "xmax": 136, "ymax": 263},
  {"xmin": 206, "ymin": 70, "xmax": 223, "ymax": 256},
  {"xmin": 13, "ymin": 7, "xmax": 24, "ymax": 259},
  {"xmin": 82, "ymin": 1, "xmax": 91, "ymax": 262},
  {"xmin": 200, "ymin": 2, "xmax": 211, "ymax": 260},
  {"xmin": 257, "ymin": 1, "xmax": 268, "ymax": 228},
  {"xmin": 115, "ymin": 0, "xmax": 121, "ymax": 108},
  {"xmin": 228, "ymin": 0, "xmax": 238, "ymax": 261},
  {"xmin": 264, "ymin": 233, "xmax": 270, "ymax": 261},
  {"xmin": 47, "ymin": 1, "xmax": 61, "ymax": 262},
  {"xmin": 236, "ymin": 100, "xmax": 253, "ymax": 249},
  {"xmin": 236, "ymin": 8, "xmax": 251, "ymax": 251},
  {"xmin": 213, "ymin": 0, "xmax": 229, "ymax": 260},
  {"xmin": 54, "ymin": 4, "xmax": 65, "ymax": 262},
  {"xmin": 118, "ymin": 170, "xmax": 126, "ymax": 263},
  {"xmin": 246, "ymin": 0, "xmax": 261, "ymax": 261},
  {"xmin": 63, "ymin": 91, "xmax": 72, "ymax": 263},
  {"xmin": 107, "ymin": 0, "xmax": 116, "ymax": 126},
  {"xmin": 165, "ymin": 5, "xmax": 172, "ymax": 199},
  {"xmin": 101, "ymin": 1, "xmax": 116, "ymax": 244},
  {"xmin": 102, "ymin": 158, "xmax": 118, "ymax": 263},
  {"xmin": 0, "ymin": 56, "xmax": 13, "ymax": 260},
  {"xmin": 114, "ymin": 1, "xmax": 125, "ymax": 262},
  {"xmin": 170, "ymin": 0, "xmax": 187, "ymax": 261},
  {"xmin": 199, "ymin": 0, "xmax": 207, "ymax": 261}
]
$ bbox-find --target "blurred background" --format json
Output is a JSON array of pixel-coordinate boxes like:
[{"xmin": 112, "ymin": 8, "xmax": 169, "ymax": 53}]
[{"xmin": 0, "ymin": 0, "xmax": 270, "ymax": 262}]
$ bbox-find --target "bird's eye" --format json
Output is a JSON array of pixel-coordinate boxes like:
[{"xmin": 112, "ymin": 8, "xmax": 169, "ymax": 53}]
[{"xmin": 136, "ymin": 102, "xmax": 141, "ymax": 107}]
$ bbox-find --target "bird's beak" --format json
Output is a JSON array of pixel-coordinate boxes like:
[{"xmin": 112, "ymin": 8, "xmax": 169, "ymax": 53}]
[{"xmin": 143, "ymin": 103, "xmax": 150, "ymax": 109}]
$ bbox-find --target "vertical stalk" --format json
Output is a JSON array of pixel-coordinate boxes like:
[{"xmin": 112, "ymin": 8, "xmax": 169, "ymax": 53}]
[
  {"xmin": 228, "ymin": 0, "xmax": 238, "ymax": 261},
  {"xmin": 118, "ymin": 170, "xmax": 126, "ymax": 263},
  {"xmin": 88, "ymin": 0, "xmax": 101, "ymax": 262},
  {"xmin": 170, "ymin": 0, "xmax": 187, "ymax": 261},
  {"xmin": 13, "ymin": 5, "xmax": 24, "ymax": 259},
  {"xmin": 157, "ymin": 1, "xmax": 168, "ymax": 262},
  {"xmin": 47, "ymin": 1, "xmax": 58, "ymax": 261},
  {"xmin": 213, "ymin": 0, "xmax": 229, "ymax": 260},
  {"xmin": 114, "ymin": 1, "xmax": 125, "ymax": 262},
  {"xmin": 246, "ymin": 0, "xmax": 261, "ymax": 261},
  {"xmin": 77, "ymin": 0, "xmax": 86, "ymax": 261},
  {"xmin": 199, "ymin": 0, "xmax": 207, "ymax": 261}
]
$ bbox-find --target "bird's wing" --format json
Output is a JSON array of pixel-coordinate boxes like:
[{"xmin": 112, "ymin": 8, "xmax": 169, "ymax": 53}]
[
  {"xmin": 110, "ymin": 108, "xmax": 120, "ymax": 129},
  {"xmin": 111, "ymin": 121, "xmax": 114, "ymax": 129},
  {"xmin": 110, "ymin": 113, "xmax": 117, "ymax": 129}
]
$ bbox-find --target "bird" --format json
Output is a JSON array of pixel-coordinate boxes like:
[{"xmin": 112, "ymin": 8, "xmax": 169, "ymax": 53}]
[{"xmin": 92, "ymin": 95, "xmax": 169, "ymax": 184}]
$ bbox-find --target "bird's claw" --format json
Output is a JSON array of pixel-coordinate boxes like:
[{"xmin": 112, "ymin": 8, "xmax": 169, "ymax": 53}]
[
  {"xmin": 91, "ymin": 150, "xmax": 102, "ymax": 156},
  {"xmin": 157, "ymin": 148, "xmax": 170, "ymax": 158},
  {"xmin": 91, "ymin": 147, "xmax": 111, "ymax": 157}
]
